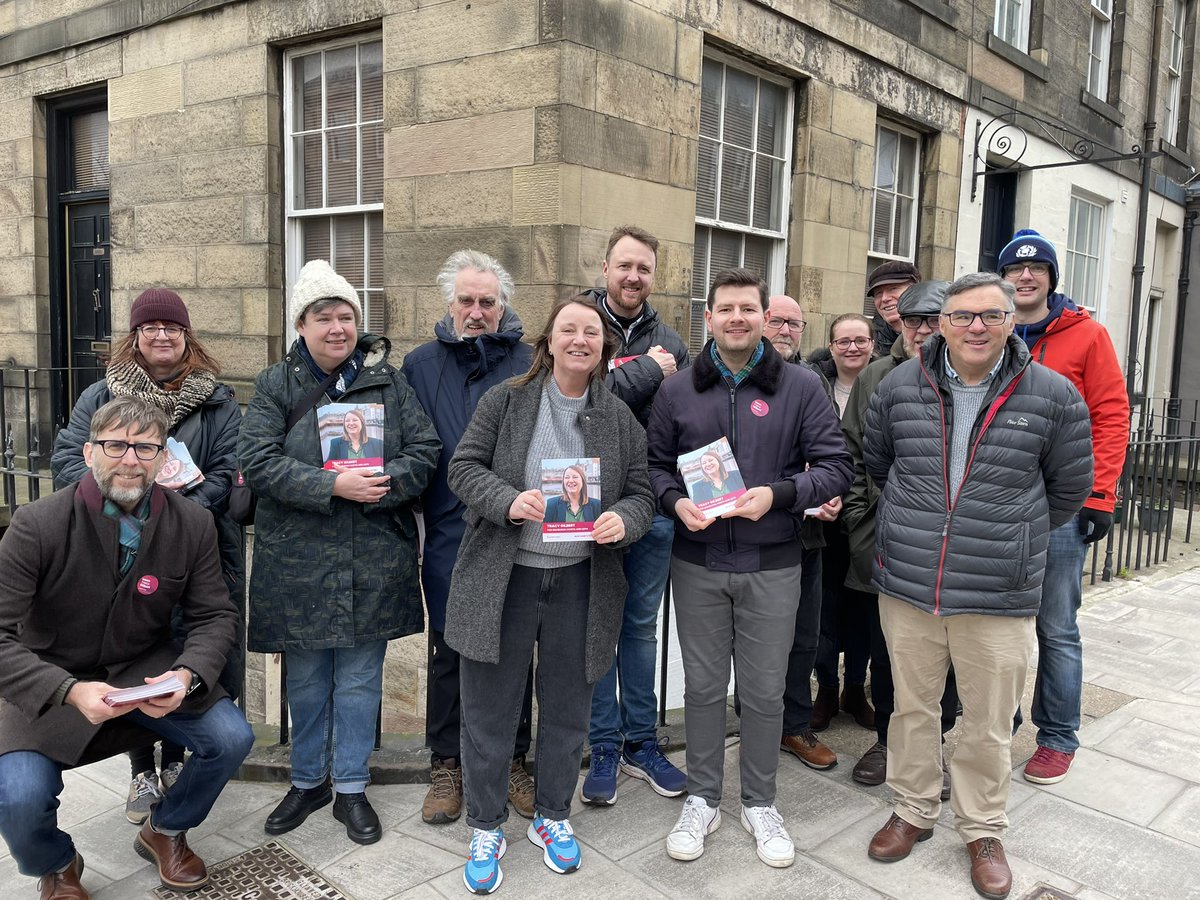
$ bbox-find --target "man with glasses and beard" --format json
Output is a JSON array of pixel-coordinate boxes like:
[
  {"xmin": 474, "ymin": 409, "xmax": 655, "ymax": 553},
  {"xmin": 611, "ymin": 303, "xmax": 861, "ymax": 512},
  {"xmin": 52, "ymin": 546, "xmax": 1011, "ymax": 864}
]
[{"xmin": 0, "ymin": 397, "xmax": 252, "ymax": 900}]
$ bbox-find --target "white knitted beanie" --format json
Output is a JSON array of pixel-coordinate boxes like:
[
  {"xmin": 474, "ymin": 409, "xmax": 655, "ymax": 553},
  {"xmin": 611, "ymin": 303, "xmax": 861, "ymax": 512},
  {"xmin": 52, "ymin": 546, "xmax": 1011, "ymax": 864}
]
[{"xmin": 289, "ymin": 259, "xmax": 363, "ymax": 327}]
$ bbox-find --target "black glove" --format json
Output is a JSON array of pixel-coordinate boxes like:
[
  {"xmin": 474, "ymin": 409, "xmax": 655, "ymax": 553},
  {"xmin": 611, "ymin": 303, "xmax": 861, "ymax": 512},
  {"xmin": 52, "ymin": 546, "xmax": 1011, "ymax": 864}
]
[{"xmin": 1077, "ymin": 508, "xmax": 1112, "ymax": 544}]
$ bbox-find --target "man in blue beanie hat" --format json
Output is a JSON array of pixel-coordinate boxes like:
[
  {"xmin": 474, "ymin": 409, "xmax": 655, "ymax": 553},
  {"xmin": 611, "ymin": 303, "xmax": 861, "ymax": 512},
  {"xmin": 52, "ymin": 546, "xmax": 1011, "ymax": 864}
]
[{"xmin": 996, "ymin": 228, "xmax": 1129, "ymax": 785}]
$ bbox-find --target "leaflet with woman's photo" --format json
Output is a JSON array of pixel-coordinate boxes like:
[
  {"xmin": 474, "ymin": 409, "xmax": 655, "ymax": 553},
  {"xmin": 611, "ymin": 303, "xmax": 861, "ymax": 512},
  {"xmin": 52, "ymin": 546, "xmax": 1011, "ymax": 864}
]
[
  {"xmin": 157, "ymin": 437, "xmax": 205, "ymax": 491},
  {"xmin": 679, "ymin": 437, "xmax": 747, "ymax": 519},
  {"xmin": 319, "ymin": 403, "xmax": 386, "ymax": 472},
  {"xmin": 541, "ymin": 457, "xmax": 601, "ymax": 542}
]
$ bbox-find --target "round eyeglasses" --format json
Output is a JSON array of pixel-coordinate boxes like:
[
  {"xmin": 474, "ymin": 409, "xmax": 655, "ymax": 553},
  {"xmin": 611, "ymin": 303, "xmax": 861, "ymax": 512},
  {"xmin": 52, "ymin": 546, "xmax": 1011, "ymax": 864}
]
[{"xmin": 138, "ymin": 324, "xmax": 184, "ymax": 338}]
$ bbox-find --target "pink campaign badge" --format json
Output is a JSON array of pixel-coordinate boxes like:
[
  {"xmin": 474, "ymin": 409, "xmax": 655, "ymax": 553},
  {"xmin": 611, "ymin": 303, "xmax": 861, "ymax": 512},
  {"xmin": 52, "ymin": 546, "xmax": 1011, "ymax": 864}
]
[
  {"xmin": 137, "ymin": 575, "xmax": 159, "ymax": 596},
  {"xmin": 750, "ymin": 399, "xmax": 769, "ymax": 417}
]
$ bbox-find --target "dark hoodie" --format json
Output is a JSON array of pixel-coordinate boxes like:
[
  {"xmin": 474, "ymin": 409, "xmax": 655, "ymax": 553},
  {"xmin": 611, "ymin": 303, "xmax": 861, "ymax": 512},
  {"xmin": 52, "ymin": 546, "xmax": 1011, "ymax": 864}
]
[{"xmin": 401, "ymin": 308, "xmax": 533, "ymax": 629}]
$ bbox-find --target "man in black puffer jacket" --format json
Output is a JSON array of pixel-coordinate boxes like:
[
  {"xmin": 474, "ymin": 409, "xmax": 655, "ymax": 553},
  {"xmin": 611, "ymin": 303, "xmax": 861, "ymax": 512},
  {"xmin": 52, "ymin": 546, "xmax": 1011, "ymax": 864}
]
[{"xmin": 862, "ymin": 272, "xmax": 1092, "ymax": 900}]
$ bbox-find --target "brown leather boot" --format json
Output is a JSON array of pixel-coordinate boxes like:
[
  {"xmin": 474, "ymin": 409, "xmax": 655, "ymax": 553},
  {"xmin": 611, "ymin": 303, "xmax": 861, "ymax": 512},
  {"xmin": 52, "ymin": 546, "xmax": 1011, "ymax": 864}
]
[
  {"xmin": 422, "ymin": 757, "xmax": 463, "ymax": 824},
  {"xmin": 841, "ymin": 684, "xmax": 876, "ymax": 728},
  {"xmin": 867, "ymin": 813, "xmax": 933, "ymax": 862},
  {"xmin": 810, "ymin": 684, "xmax": 839, "ymax": 732},
  {"xmin": 507, "ymin": 756, "xmax": 536, "ymax": 819},
  {"xmin": 38, "ymin": 853, "xmax": 88, "ymax": 900},
  {"xmin": 134, "ymin": 823, "xmax": 208, "ymax": 892},
  {"xmin": 967, "ymin": 837, "xmax": 1012, "ymax": 899}
]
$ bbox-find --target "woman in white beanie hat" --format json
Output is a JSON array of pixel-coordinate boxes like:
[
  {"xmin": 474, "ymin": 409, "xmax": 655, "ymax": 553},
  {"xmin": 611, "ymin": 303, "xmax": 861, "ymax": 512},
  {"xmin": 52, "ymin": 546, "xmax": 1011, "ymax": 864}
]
[{"xmin": 239, "ymin": 260, "xmax": 440, "ymax": 846}]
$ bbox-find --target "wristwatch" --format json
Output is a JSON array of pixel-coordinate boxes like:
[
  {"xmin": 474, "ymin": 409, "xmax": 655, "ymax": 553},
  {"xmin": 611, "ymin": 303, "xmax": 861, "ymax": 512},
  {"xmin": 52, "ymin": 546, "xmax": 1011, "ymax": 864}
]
[{"xmin": 172, "ymin": 666, "xmax": 203, "ymax": 696}]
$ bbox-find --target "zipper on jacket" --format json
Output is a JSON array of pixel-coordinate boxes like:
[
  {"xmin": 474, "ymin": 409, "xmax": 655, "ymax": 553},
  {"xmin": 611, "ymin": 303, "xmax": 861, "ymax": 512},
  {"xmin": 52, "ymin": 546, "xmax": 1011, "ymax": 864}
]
[
  {"xmin": 726, "ymin": 380, "xmax": 738, "ymax": 550},
  {"xmin": 920, "ymin": 360, "xmax": 952, "ymax": 615}
]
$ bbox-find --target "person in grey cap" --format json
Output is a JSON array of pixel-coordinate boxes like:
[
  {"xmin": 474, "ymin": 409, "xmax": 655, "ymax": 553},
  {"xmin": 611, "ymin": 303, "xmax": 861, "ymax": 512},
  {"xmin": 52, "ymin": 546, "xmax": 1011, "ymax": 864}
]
[
  {"xmin": 841, "ymin": 281, "xmax": 960, "ymax": 790},
  {"xmin": 864, "ymin": 261, "xmax": 921, "ymax": 355},
  {"xmin": 239, "ymin": 259, "xmax": 440, "ymax": 847}
]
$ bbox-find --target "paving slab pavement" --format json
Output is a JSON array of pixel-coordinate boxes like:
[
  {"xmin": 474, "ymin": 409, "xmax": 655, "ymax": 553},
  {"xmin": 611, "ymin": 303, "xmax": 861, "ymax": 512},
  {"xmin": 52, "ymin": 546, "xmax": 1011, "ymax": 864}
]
[{"xmin": 5, "ymin": 550, "xmax": 1200, "ymax": 900}]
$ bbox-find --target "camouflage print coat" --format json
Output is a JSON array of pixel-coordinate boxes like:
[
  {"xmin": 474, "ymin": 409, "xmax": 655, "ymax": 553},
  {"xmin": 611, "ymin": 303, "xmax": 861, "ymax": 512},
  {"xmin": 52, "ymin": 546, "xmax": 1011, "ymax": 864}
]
[{"xmin": 239, "ymin": 335, "xmax": 440, "ymax": 651}]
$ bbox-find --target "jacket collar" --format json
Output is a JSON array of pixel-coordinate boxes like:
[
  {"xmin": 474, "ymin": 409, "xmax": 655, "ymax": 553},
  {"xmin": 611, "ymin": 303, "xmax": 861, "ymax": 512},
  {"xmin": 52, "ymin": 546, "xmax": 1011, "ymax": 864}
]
[
  {"xmin": 920, "ymin": 333, "xmax": 1031, "ymax": 383},
  {"xmin": 432, "ymin": 315, "xmax": 527, "ymax": 377},
  {"xmin": 692, "ymin": 338, "xmax": 785, "ymax": 393},
  {"xmin": 78, "ymin": 472, "xmax": 165, "ymax": 579},
  {"xmin": 585, "ymin": 288, "xmax": 662, "ymax": 334}
]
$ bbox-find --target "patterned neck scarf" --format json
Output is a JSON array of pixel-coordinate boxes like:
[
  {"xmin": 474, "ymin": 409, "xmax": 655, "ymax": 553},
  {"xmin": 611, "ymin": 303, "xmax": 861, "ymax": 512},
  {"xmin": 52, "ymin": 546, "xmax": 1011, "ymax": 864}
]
[
  {"xmin": 102, "ymin": 492, "xmax": 152, "ymax": 577},
  {"xmin": 296, "ymin": 339, "xmax": 364, "ymax": 400},
  {"xmin": 710, "ymin": 340, "xmax": 765, "ymax": 387},
  {"xmin": 106, "ymin": 362, "xmax": 215, "ymax": 427}
]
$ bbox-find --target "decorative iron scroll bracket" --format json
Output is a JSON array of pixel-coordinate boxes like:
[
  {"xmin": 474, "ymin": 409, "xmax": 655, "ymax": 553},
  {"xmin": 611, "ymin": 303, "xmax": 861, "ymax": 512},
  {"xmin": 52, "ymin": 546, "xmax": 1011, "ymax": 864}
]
[{"xmin": 970, "ymin": 102, "xmax": 1161, "ymax": 201}]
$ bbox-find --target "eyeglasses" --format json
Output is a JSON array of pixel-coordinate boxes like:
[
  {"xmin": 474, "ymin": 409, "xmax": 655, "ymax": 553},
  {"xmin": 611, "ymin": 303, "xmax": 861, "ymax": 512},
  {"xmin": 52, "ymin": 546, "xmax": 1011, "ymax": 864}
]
[
  {"xmin": 1001, "ymin": 263, "xmax": 1050, "ymax": 278},
  {"xmin": 765, "ymin": 317, "xmax": 805, "ymax": 333},
  {"xmin": 831, "ymin": 337, "xmax": 873, "ymax": 350},
  {"xmin": 942, "ymin": 310, "xmax": 1012, "ymax": 328},
  {"xmin": 900, "ymin": 314, "xmax": 941, "ymax": 330},
  {"xmin": 138, "ymin": 324, "xmax": 184, "ymax": 338},
  {"xmin": 93, "ymin": 439, "xmax": 166, "ymax": 460}
]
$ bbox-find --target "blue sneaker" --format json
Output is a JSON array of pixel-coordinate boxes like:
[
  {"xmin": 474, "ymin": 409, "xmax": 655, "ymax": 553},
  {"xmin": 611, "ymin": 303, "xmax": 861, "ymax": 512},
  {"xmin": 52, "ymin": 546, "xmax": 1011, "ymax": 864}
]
[
  {"xmin": 463, "ymin": 827, "xmax": 505, "ymax": 894},
  {"xmin": 527, "ymin": 816, "xmax": 582, "ymax": 873},
  {"xmin": 581, "ymin": 744, "xmax": 619, "ymax": 805},
  {"xmin": 620, "ymin": 738, "xmax": 687, "ymax": 797}
]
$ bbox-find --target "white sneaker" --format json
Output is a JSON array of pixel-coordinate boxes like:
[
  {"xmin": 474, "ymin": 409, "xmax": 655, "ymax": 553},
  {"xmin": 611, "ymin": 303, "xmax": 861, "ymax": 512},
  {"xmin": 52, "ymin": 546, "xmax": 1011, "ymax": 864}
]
[
  {"xmin": 740, "ymin": 804, "xmax": 794, "ymax": 867},
  {"xmin": 666, "ymin": 795, "xmax": 721, "ymax": 861}
]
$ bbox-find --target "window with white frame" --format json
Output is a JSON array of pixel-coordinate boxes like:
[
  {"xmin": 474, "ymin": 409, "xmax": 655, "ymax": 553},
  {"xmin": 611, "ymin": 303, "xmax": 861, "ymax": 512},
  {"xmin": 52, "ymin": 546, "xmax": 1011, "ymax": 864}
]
[
  {"xmin": 285, "ymin": 35, "xmax": 385, "ymax": 335},
  {"xmin": 691, "ymin": 52, "xmax": 792, "ymax": 352},
  {"xmin": 1088, "ymin": 0, "xmax": 1113, "ymax": 99},
  {"xmin": 1064, "ymin": 194, "xmax": 1106, "ymax": 313},
  {"xmin": 994, "ymin": 0, "xmax": 1032, "ymax": 52},
  {"xmin": 869, "ymin": 123, "xmax": 920, "ymax": 266},
  {"xmin": 1164, "ymin": 0, "xmax": 1186, "ymax": 147}
]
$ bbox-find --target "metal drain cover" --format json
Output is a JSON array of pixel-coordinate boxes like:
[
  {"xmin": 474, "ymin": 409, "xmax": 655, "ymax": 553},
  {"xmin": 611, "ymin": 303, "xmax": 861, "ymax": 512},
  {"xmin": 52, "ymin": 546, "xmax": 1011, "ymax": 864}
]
[
  {"xmin": 1019, "ymin": 886, "xmax": 1081, "ymax": 900},
  {"xmin": 153, "ymin": 841, "xmax": 348, "ymax": 900}
]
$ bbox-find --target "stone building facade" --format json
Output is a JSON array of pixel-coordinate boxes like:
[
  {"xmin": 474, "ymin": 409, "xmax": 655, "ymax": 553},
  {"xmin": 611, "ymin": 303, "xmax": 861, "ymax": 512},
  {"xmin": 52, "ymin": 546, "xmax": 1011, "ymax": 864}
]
[{"xmin": 0, "ymin": 0, "xmax": 1196, "ymax": 730}]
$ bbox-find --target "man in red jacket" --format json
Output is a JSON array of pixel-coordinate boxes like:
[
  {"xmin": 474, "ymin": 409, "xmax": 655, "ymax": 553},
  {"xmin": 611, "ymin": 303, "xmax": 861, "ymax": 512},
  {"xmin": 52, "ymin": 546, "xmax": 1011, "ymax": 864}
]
[{"xmin": 998, "ymin": 229, "xmax": 1130, "ymax": 784}]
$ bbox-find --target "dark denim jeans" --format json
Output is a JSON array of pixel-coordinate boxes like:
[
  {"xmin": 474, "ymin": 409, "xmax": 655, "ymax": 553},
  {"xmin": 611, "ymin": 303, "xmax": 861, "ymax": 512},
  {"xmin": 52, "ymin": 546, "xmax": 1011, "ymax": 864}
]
[
  {"xmin": 1030, "ymin": 515, "xmax": 1088, "ymax": 753},
  {"xmin": 0, "ymin": 698, "xmax": 253, "ymax": 878},
  {"xmin": 460, "ymin": 560, "xmax": 593, "ymax": 830},
  {"xmin": 589, "ymin": 515, "xmax": 674, "ymax": 749},
  {"xmin": 285, "ymin": 641, "xmax": 387, "ymax": 793}
]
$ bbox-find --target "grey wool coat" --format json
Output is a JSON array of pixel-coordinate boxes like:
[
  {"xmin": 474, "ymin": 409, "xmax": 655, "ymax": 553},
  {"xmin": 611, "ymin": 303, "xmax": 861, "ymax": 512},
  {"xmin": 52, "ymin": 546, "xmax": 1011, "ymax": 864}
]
[{"xmin": 443, "ymin": 371, "xmax": 655, "ymax": 684}]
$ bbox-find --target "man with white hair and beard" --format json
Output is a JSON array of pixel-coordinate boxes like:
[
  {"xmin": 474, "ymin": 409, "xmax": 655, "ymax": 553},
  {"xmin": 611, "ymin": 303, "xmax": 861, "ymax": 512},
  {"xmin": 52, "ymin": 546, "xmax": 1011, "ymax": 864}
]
[{"xmin": 0, "ymin": 396, "xmax": 252, "ymax": 899}]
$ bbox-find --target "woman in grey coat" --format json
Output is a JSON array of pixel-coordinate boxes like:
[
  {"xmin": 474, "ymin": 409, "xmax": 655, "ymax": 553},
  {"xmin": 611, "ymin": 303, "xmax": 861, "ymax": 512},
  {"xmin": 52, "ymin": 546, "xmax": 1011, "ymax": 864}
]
[{"xmin": 446, "ymin": 295, "xmax": 654, "ymax": 895}]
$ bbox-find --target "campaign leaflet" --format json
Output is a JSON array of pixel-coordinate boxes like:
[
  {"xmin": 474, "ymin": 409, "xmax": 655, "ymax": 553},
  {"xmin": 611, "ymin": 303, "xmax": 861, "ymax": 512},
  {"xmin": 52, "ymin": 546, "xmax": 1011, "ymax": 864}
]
[
  {"xmin": 319, "ymin": 403, "xmax": 385, "ymax": 473},
  {"xmin": 157, "ymin": 437, "xmax": 204, "ymax": 491},
  {"xmin": 541, "ymin": 457, "xmax": 601, "ymax": 542},
  {"xmin": 102, "ymin": 674, "xmax": 186, "ymax": 708},
  {"xmin": 678, "ymin": 437, "xmax": 747, "ymax": 519}
]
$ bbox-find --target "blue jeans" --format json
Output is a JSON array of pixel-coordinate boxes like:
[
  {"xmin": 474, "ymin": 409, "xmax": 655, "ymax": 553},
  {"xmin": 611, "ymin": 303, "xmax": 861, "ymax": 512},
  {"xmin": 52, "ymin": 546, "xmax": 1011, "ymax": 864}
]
[
  {"xmin": 0, "ymin": 698, "xmax": 253, "ymax": 878},
  {"xmin": 588, "ymin": 514, "xmax": 673, "ymax": 748},
  {"xmin": 285, "ymin": 641, "xmax": 387, "ymax": 793},
  {"xmin": 1031, "ymin": 516, "xmax": 1087, "ymax": 753},
  {"xmin": 460, "ymin": 561, "xmax": 593, "ymax": 829}
]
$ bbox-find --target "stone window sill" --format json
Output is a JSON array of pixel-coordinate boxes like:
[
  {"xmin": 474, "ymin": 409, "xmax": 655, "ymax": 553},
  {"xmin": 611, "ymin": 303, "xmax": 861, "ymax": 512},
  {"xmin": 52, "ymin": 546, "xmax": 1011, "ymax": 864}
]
[
  {"xmin": 901, "ymin": 0, "xmax": 958, "ymax": 27},
  {"xmin": 1081, "ymin": 90, "xmax": 1125, "ymax": 127},
  {"xmin": 985, "ymin": 33, "xmax": 1049, "ymax": 82}
]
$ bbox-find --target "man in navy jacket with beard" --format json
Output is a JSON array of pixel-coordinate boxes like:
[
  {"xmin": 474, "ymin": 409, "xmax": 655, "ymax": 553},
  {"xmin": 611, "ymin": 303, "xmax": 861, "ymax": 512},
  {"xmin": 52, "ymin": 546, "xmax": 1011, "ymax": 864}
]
[
  {"xmin": 646, "ymin": 268, "xmax": 851, "ymax": 869},
  {"xmin": 401, "ymin": 250, "xmax": 534, "ymax": 827}
]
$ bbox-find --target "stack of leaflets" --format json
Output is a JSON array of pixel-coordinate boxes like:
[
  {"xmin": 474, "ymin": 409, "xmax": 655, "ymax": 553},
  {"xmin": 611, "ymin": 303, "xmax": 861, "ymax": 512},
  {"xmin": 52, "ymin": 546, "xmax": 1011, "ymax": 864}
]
[
  {"xmin": 679, "ymin": 437, "xmax": 747, "ymax": 519},
  {"xmin": 319, "ymin": 402, "xmax": 386, "ymax": 473},
  {"xmin": 102, "ymin": 674, "xmax": 185, "ymax": 707},
  {"xmin": 157, "ymin": 438, "xmax": 205, "ymax": 491},
  {"xmin": 541, "ymin": 457, "xmax": 601, "ymax": 542}
]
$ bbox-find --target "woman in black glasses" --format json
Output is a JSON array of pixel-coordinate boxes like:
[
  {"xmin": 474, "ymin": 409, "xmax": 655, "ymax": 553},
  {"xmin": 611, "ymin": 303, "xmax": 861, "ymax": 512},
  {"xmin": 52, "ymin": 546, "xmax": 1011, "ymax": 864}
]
[{"xmin": 50, "ymin": 288, "xmax": 244, "ymax": 826}]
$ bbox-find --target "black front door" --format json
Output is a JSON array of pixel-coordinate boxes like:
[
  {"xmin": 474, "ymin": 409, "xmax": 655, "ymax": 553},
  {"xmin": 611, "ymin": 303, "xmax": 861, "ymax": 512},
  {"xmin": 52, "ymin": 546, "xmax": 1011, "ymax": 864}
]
[
  {"xmin": 65, "ymin": 201, "xmax": 111, "ymax": 404},
  {"xmin": 978, "ymin": 171, "xmax": 1018, "ymax": 273}
]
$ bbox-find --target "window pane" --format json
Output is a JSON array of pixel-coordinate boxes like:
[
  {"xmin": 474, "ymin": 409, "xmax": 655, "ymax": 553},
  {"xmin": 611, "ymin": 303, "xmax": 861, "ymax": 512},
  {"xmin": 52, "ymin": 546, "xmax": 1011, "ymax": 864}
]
[
  {"xmin": 333, "ymin": 215, "xmax": 366, "ymax": 287},
  {"xmin": 294, "ymin": 133, "xmax": 323, "ymax": 208},
  {"xmin": 753, "ymin": 156, "xmax": 781, "ymax": 230},
  {"xmin": 723, "ymin": 68, "xmax": 756, "ymax": 148},
  {"xmin": 700, "ymin": 59, "xmax": 722, "ymax": 139},
  {"xmin": 697, "ymin": 138, "xmax": 718, "ymax": 218},
  {"xmin": 302, "ymin": 217, "xmax": 330, "ymax": 262},
  {"xmin": 875, "ymin": 128, "xmax": 897, "ymax": 190},
  {"xmin": 72, "ymin": 110, "xmax": 109, "ymax": 190},
  {"xmin": 326, "ymin": 127, "xmax": 358, "ymax": 206},
  {"xmin": 362, "ymin": 121, "xmax": 384, "ymax": 203},
  {"xmin": 360, "ymin": 41, "xmax": 383, "ymax": 122},
  {"xmin": 892, "ymin": 197, "xmax": 913, "ymax": 257},
  {"xmin": 897, "ymin": 133, "xmax": 919, "ymax": 195},
  {"xmin": 757, "ymin": 81, "xmax": 786, "ymax": 157},
  {"xmin": 743, "ymin": 234, "xmax": 769, "ymax": 277},
  {"xmin": 710, "ymin": 229, "xmax": 741, "ymax": 274},
  {"xmin": 325, "ymin": 46, "xmax": 358, "ymax": 128},
  {"xmin": 293, "ymin": 53, "xmax": 322, "ymax": 131},
  {"xmin": 368, "ymin": 212, "xmax": 383, "ymax": 288},
  {"xmin": 719, "ymin": 146, "xmax": 751, "ymax": 225},
  {"xmin": 692, "ymin": 228, "xmax": 710, "ymax": 299},
  {"xmin": 872, "ymin": 192, "xmax": 894, "ymax": 254}
]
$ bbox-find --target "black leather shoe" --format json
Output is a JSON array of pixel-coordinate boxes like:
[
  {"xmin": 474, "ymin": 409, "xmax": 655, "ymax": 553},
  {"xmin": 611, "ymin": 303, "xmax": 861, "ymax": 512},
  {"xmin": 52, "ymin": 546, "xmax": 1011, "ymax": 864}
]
[
  {"xmin": 333, "ymin": 792, "xmax": 382, "ymax": 845},
  {"xmin": 265, "ymin": 782, "xmax": 332, "ymax": 835}
]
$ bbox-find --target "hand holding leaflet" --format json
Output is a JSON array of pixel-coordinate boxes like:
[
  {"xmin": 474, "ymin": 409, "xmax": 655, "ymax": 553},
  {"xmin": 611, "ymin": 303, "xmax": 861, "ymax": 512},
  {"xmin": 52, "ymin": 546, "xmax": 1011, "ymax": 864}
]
[{"xmin": 102, "ymin": 674, "xmax": 185, "ymax": 707}]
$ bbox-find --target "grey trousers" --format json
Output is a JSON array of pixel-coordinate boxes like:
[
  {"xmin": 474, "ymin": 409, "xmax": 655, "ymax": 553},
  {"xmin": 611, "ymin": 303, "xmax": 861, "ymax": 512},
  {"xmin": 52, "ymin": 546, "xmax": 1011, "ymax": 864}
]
[{"xmin": 671, "ymin": 556, "xmax": 802, "ymax": 807}]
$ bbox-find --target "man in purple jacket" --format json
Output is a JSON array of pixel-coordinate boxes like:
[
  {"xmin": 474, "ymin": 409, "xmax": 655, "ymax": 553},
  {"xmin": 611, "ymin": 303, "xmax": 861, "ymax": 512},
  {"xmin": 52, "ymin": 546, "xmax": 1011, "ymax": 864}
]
[{"xmin": 646, "ymin": 268, "xmax": 852, "ymax": 868}]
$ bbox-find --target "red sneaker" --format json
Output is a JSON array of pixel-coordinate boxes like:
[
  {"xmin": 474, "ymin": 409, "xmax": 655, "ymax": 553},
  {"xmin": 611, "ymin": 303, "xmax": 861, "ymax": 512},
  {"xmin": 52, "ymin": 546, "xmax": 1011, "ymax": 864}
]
[{"xmin": 1023, "ymin": 746, "xmax": 1075, "ymax": 784}]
